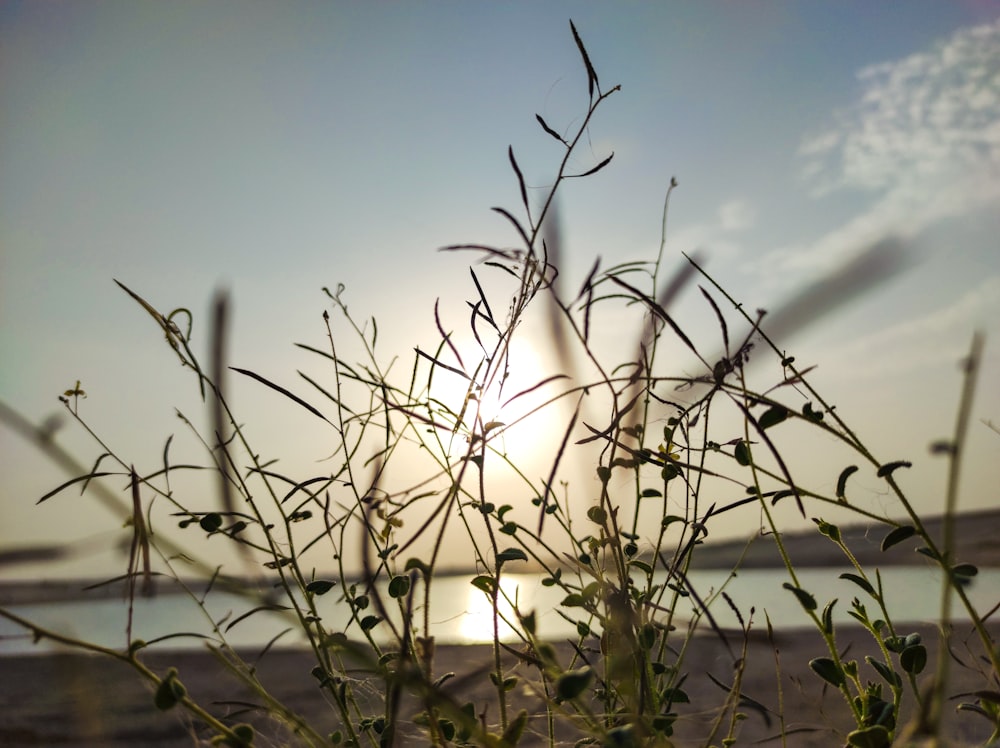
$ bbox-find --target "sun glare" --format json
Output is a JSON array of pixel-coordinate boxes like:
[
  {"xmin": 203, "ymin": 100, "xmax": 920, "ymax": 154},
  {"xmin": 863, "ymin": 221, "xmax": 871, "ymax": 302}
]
[
  {"xmin": 460, "ymin": 575, "xmax": 521, "ymax": 642},
  {"xmin": 429, "ymin": 336, "xmax": 565, "ymax": 463}
]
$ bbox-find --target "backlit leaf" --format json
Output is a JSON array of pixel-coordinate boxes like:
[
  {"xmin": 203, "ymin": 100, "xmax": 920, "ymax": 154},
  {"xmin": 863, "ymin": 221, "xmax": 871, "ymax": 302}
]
[
  {"xmin": 783, "ymin": 582, "xmax": 817, "ymax": 611},
  {"xmin": 876, "ymin": 460, "xmax": 912, "ymax": 478},
  {"xmin": 881, "ymin": 525, "xmax": 916, "ymax": 551},
  {"xmin": 809, "ymin": 657, "xmax": 844, "ymax": 687},
  {"xmin": 836, "ymin": 465, "xmax": 858, "ymax": 500},
  {"xmin": 496, "ymin": 547, "xmax": 527, "ymax": 564},
  {"xmin": 759, "ymin": 404, "xmax": 789, "ymax": 430}
]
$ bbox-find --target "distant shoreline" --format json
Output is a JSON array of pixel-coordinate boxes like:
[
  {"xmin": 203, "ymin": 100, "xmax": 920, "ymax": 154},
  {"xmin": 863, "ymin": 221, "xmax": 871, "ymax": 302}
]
[{"xmin": 2, "ymin": 507, "xmax": 997, "ymax": 606}]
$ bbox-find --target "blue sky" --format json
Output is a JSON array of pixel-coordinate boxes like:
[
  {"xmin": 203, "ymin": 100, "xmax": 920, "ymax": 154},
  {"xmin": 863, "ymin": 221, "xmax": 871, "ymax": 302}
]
[{"xmin": 2, "ymin": 2, "xmax": 998, "ymax": 580}]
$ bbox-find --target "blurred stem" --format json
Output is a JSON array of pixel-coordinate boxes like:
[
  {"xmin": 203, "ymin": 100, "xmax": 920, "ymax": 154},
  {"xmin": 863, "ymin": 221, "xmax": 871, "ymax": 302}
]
[{"xmin": 927, "ymin": 332, "xmax": 986, "ymax": 743}]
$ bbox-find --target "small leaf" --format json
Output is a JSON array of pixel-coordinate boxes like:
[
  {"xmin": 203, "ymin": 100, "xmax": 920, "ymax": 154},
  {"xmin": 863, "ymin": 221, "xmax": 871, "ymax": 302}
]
[
  {"xmin": 734, "ymin": 441, "xmax": 751, "ymax": 466},
  {"xmin": 556, "ymin": 666, "xmax": 593, "ymax": 700},
  {"xmin": 846, "ymin": 725, "xmax": 892, "ymax": 748},
  {"xmin": 508, "ymin": 145, "xmax": 529, "ymax": 214},
  {"xmin": 573, "ymin": 152, "xmax": 614, "ymax": 178},
  {"xmin": 951, "ymin": 563, "xmax": 979, "ymax": 579},
  {"xmin": 759, "ymin": 404, "xmax": 789, "ymax": 430},
  {"xmin": 816, "ymin": 519, "xmax": 841, "ymax": 542},
  {"xmin": 640, "ymin": 488, "xmax": 662, "ymax": 498},
  {"xmin": 496, "ymin": 547, "xmax": 527, "ymax": 564},
  {"xmin": 471, "ymin": 575, "xmax": 495, "ymax": 594},
  {"xmin": 154, "ymin": 668, "xmax": 186, "ymax": 710},
  {"xmin": 876, "ymin": 460, "xmax": 912, "ymax": 478},
  {"xmin": 629, "ymin": 559, "xmax": 653, "ymax": 574},
  {"xmin": 388, "ymin": 575, "xmax": 410, "ymax": 599},
  {"xmin": 230, "ymin": 723, "xmax": 255, "ymax": 744},
  {"xmin": 569, "ymin": 20, "xmax": 599, "ymax": 98},
  {"xmin": 200, "ymin": 513, "xmax": 223, "ymax": 533},
  {"xmin": 836, "ymin": 465, "xmax": 859, "ymax": 500},
  {"xmin": 881, "ymin": 525, "xmax": 916, "ymax": 551},
  {"xmin": 867, "ymin": 657, "xmax": 901, "ymax": 687},
  {"xmin": 661, "ymin": 687, "xmax": 690, "ymax": 704},
  {"xmin": 587, "ymin": 506, "xmax": 607, "ymax": 524},
  {"xmin": 821, "ymin": 599, "xmax": 837, "ymax": 635},
  {"xmin": 783, "ymin": 582, "xmax": 817, "ymax": 611},
  {"xmin": 535, "ymin": 114, "xmax": 564, "ymax": 143},
  {"xmin": 502, "ymin": 710, "xmax": 529, "ymax": 745},
  {"xmin": 809, "ymin": 657, "xmax": 845, "ymax": 687},
  {"xmin": 916, "ymin": 546, "xmax": 940, "ymax": 561},
  {"xmin": 900, "ymin": 645, "xmax": 927, "ymax": 674},
  {"xmin": 305, "ymin": 580, "xmax": 337, "ymax": 596},
  {"xmin": 839, "ymin": 573, "xmax": 875, "ymax": 596},
  {"xmin": 360, "ymin": 615, "xmax": 382, "ymax": 631},
  {"xmin": 404, "ymin": 557, "xmax": 431, "ymax": 575}
]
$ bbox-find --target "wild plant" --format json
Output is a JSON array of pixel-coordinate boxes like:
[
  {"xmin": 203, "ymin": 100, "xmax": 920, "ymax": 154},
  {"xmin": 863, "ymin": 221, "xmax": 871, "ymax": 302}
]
[{"xmin": 1, "ymin": 20, "xmax": 997, "ymax": 748}]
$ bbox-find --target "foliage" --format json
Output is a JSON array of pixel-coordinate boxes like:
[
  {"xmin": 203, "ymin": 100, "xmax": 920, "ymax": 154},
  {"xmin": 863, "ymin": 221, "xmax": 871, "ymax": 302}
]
[{"xmin": 1, "ymin": 21, "xmax": 997, "ymax": 748}]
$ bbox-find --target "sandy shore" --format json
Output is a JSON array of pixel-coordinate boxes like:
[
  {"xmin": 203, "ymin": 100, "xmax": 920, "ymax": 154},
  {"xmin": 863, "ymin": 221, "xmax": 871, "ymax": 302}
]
[{"xmin": 1, "ymin": 621, "xmax": 997, "ymax": 747}]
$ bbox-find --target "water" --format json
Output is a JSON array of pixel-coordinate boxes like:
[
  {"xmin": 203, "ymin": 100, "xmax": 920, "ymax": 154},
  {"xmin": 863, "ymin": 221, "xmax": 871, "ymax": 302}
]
[{"xmin": 2, "ymin": 567, "xmax": 996, "ymax": 655}]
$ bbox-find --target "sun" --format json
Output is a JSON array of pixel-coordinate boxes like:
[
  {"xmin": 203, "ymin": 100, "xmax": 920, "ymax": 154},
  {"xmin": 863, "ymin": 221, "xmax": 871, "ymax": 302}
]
[
  {"xmin": 428, "ymin": 336, "xmax": 566, "ymax": 462},
  {"xmin": 460, "ymin": 575, "xmax": 522, "ymax": 643}
]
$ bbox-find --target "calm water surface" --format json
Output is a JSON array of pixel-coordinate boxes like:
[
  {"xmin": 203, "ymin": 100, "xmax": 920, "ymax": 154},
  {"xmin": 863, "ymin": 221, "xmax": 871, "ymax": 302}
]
[{"xmin": 2, "ymin": 567, "xmax": 997, "ymax": 654}]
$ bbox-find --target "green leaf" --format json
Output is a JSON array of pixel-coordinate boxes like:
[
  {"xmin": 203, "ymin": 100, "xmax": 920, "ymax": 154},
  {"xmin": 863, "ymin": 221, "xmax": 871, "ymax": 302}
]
[
  {"xmin": 640, "ymin": 488, "xmax": 662, "ymax": 498},
  {"xmin": 783, "ymin": 582, "xmax": 817, "ymax": 611},
  {"xmin": 359, "ymin": 615, "xmax": 382, "ymax": 631},
  {"xmin": 387, "ymin": 575, "xmax": 411, "ymax": 599},
  {"xmin": 556, "ymin": 666, "xmax": 593, "ymax": 700},
  {"xmin": 839, "ymin": 573, "xmax": 875, "ymax": 596},
  {"xmin": 816, "ymin": 519, "xmax": 841, "ymax": 542},
  {"xmin": 809, "ymin": 657, "xmax": 845, "ymax": 687},
  {"xmin": 759, "ymin": 404, "xmax": 789, "ymax": 430},
  {"xmin": 881, "ymin": 525, "xmax": 916, "ymax": 551},
  {"xmin": 154, "ymin": 668, "xmax": 186, "ymax": 710},
  {"xmin": 916, "ymin": 546, "xmax": 941, "ymax": 561},
  {"xmin": 836, "ymin": 465, "xmax": 859, "ymax": 500},
  {"xmin": 951, "ymin": 563, "xmax": 979, "ymax": 579},
  {"xmin": 471, "ymin": 575, "xmax": 495, "ymax": 594},
  {"xmin": 661, "ymin": 687, "xmax": 689, "ymax": 704},
  {"xmin": 587, "ymin": 506, "xmax": 607, "ymax": 524},
  {"xmin": 821, "ymin": 599, "xmax": 837, "ymax": 635},
  {"xmin": 734, "ymin": 441, "xmax": 751, "ymax": 466},
  {"xmin": 867, "ymin": 657, "xmax": 901, "ymax": 688},
  {"xmin": 562, "ymin": 593, "xmax": 586, "ymax": 607},
  {"xmin": 629, "ymin": 559, "xmax": 653, "ymax": 574},
  {"xmin": 846, "ymin": 725, "xmax": 892, "ymax": 748},
  {"xmin": 502, "ymin": 709, "xmax": 529, "ymax": 745},
  {"xmin": 900, "ymin": 645, "xmax": 927, "ymax": 675},
  {"xmin": 496, "ymin": 547, "xmax": 527, "ymax": 564},
  {"xmin": 305, "ymin": 580, "xmax": 337, "ymax": 596}
]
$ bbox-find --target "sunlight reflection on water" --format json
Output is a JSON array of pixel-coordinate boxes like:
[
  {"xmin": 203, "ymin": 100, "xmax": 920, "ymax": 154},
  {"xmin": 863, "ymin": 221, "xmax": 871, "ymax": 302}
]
[{"xmin": 2, "ymin": 567, "xmax": 996, "ymax": 654}]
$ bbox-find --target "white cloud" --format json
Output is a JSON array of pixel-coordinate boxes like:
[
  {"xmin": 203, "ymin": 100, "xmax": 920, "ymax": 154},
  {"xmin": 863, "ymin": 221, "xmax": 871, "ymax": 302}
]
[
  {"xmin": 667, "ymin": 197, "xmax": 756, "ymax": 266},
  {"xmin": 717, "ymin": 199, "xmax": 756, "ymax": 231},
  {"xmin": 802, "ymin": 18, "xmax": 1000, "ymax": 204},
  {"xmin": 763, "ymin": 18, "xmax": 1000, "ymax": 284}
]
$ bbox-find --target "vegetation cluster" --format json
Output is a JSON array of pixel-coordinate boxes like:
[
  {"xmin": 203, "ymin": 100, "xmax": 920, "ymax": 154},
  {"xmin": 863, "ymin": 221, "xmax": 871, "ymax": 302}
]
[{"xmin": 1, "ymin": 22, "xmax": 997, "ymax": 748}]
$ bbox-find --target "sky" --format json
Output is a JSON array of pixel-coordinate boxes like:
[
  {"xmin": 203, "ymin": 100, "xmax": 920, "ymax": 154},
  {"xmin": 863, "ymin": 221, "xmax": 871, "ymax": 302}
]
[{"xmin": 1, "ymin": 1, "xmax": 999, "ymax": 582}]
